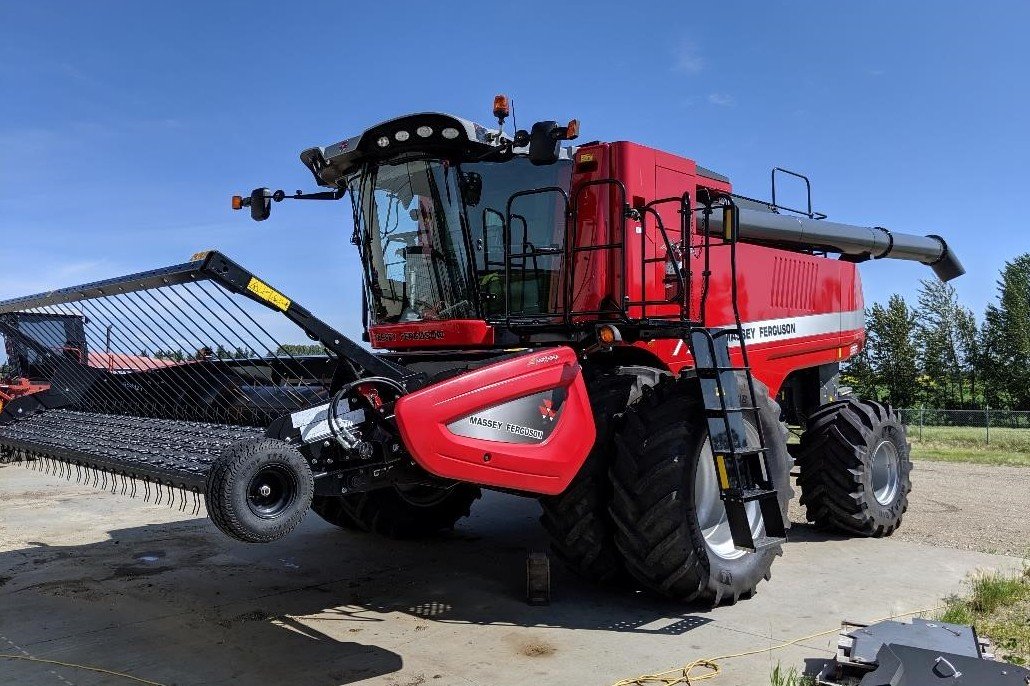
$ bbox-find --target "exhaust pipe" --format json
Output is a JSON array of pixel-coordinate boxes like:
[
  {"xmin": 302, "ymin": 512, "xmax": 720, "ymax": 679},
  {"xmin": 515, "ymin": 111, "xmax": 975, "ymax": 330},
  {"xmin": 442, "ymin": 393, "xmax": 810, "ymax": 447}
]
[{"xmin": 707, "ymin": 207, "xmax": 965, "ymax": 281}]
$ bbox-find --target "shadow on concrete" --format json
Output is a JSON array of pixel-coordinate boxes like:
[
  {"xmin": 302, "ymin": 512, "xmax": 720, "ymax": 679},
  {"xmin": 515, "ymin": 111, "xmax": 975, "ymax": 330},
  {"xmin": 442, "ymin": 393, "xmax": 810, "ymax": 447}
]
[
  {"xmin": 786, "ymin": 520, "xmax": 855, "ymax": 543},
  {"xmin": 0, "ymin": 491, "xmax": 714, "ymax": 685}
]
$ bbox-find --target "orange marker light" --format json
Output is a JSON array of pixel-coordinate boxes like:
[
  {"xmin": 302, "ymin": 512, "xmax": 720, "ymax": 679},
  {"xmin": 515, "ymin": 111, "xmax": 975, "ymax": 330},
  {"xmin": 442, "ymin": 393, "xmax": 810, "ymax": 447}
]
[
  {"xmin": 492, "ymin": 94, "xmax": 510, "ymax": 120},
  {"xmin": 564, "ymin": 119, "xmax": 580, "ymax": 140},
  {"xmin": 231, "ymin": 195, "xmax": 243, "ymax": 210}
]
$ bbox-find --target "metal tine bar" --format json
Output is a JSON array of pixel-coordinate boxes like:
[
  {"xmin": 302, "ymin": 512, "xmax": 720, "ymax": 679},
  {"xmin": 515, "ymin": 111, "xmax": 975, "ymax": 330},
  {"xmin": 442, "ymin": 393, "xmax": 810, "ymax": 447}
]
[
  {"xmin": 160, "ymin": 284, "xmax": 303, "ymax": 414},
  {"xmin": 97, "ymin": 290, "xmax": 227, "ymax": 417},
  {"xmin": 120, "ymin": 289, "xmax": 250, "ymax": 423},
  {"xmin": 73, "ymin": 302, "xmax": 192, "ymax": 420},
  {"xmin": 144, "ymin": 479, "xmax": 151, "ymax": 502},
  {"xmin": 104, "ymin": 290, "xmax": 248, "ymax": 424},
  {"xmin": 17, "ymin": 306, "xmax": 140, "ymax": 413},
  {"xmin": 189, "ymin": 280, "xmax": 317, "ymax": 406},
  {"xmin": 183, "ymin": 281, "xmax": 323, "ymax": 406},
  {"xmin": 51, "ymin": 300, "xmax": 173, "ymax": 413},
  {"xmin": 135, "ymin": 287, "xmax": 270, "ymax": 422},
  {"xmin": 46, "ymin": 300, "xmax": 161, "ymax": 413},
  {"xmin": 197, "ymin": 277, "xmax": 341, "ymax": 370},
  {"xmin": 195, "ymin": 280, "xmax": 334, "ymax": 399},
  {"xmin": 82, "ymin": 296, "xmax": 206, "ymax": 418}
]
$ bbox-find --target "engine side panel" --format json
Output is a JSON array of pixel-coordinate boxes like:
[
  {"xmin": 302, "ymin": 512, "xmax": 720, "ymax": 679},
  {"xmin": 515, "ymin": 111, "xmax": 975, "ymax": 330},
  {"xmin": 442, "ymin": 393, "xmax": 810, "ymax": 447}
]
[{"xmin": 393, "ymin": 346, "xmax": 595, "ymax": 495}]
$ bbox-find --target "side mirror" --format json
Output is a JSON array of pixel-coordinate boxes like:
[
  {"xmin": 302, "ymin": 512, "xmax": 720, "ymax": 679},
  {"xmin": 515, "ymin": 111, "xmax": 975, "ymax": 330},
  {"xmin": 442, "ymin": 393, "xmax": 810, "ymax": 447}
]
[
  {"xmin": 528, "ymin": 121, "xmax": 561, "ymax": 165},
  {"xmin": 250, "ymin": 187, "xmax": 272, "ymax": 221},
  {"xmin": 460, "ymin": 171, "xmax": 483, "ymax": 207}
]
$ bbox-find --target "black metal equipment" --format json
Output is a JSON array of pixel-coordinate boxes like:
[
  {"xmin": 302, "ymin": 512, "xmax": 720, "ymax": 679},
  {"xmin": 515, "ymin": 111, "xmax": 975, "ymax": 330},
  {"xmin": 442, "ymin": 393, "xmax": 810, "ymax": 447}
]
[{"xmin": 0, "ymin": 251, "xmax": 422, "ymax": 523}]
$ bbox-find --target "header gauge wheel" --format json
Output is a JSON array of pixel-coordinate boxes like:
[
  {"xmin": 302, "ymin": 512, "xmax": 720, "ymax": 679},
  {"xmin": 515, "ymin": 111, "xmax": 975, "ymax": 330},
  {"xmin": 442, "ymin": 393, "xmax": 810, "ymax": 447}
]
[{"xmin": 205, "ymin": 439, "xmax": 314, "ymax": 543}]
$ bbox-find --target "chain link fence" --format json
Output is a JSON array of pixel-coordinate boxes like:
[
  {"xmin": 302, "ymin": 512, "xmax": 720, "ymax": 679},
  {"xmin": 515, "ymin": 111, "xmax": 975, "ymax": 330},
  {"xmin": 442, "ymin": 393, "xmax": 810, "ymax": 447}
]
[{"xmin": 898, "ymin": 407, "xmax": 1030, "ymax": 448}]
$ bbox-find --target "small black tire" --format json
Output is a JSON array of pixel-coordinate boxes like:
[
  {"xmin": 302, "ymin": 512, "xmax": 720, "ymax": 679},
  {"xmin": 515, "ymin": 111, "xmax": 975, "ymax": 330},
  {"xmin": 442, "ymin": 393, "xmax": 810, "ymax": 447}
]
[
  {"xmin": 796, "ymin": 399, "xmax": 911, "ymax": 536},
  {"xmin": 609, "ymin": 374, "xmax": 792, "ymax": 605},
  {"xmin": 205, "ymin": 439, "xmax": 314, "ymax": 543},
  {"xmin": 311, "ymin": 483, "xmax": 481, "ymax": 539},
  {"xmin": 538, "ymin": 365, "xmax": 666, "ymax": 583}
]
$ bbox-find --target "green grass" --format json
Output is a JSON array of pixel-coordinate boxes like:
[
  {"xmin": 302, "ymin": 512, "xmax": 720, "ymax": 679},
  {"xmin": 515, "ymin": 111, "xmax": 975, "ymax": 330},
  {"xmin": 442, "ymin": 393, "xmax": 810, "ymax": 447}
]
[
  {"xmin": 906, "ymin": 425, "xmax": 1030, "ymax": 466},
  {"xmin": 770, "ymin": 663, "xmax": 815, "ymax": 686},
  {"xmin": 938, "ymin": 567, "xmax": 1030, "ymax": 665}
]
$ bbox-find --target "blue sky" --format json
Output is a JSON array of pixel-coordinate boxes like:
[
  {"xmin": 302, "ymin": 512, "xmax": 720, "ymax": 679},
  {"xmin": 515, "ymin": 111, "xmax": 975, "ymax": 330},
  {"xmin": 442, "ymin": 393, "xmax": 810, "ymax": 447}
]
[{"xmin": 2, "ymin": 1, "xmax": 1028, "ymax": 346}]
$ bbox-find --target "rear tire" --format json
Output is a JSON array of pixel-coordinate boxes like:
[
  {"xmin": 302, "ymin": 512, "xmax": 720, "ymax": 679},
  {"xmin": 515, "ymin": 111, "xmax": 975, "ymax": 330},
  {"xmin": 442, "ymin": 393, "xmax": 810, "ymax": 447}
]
[
  {"xmin": 538, "ymin": 365, "xmax": 665, "ymax": 583},
  {"xmin": 205, "ymin": 439, "xmax": 314, "ymax": 543},
  {"xmin": 311, "ymin": 483, "xmax": 481, "ymax": 539},
  {"xmin": 796, "ymin": 399, "xmax": 911, "ymax": 536},
  {"xmin": 609, "ymin": 374, "xmax": 792, "ymax": 604}
]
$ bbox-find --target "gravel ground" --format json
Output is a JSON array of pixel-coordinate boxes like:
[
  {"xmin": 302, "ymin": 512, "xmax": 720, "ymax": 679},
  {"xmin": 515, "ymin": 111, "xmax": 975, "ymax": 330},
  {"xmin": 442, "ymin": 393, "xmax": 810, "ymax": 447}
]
[{"xmin": 788, "ymin": 459, "xmax": 1030, "ymax": 557}]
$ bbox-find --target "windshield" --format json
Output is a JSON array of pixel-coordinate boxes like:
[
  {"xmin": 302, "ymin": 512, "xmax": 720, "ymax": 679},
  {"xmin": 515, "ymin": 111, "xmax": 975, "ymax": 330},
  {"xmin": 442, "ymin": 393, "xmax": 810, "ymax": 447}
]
[
  {"xmin": 348, "ymin": 156, "xmax": 572, "ymax": 325},
  {"xmin": 350, "ymin": 159, "xmax": 475, "ymax": 323}
]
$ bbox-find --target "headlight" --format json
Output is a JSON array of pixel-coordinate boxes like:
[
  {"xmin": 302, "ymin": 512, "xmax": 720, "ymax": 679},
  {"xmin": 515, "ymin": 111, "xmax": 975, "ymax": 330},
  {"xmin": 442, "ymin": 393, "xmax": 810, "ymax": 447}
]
[
  {"xmin": 376, "ymin": 136, "xmax": 390, "ymax": 148},
  {"xmin": 394, "ymin": 130, "xmax": 410, "ymax": 142},
  {"xmin": 441, "ymin": 127, "xmax": 460, "ymax": 140},
  {"xmin": 416, "ymin": 126, "xmax": 433, "ymax": 138}
]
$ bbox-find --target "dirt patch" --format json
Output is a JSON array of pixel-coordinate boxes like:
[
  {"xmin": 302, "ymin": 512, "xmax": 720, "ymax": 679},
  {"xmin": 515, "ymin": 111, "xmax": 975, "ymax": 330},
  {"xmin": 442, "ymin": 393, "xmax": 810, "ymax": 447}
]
[
  {"xmin": 519, "ymin": 641, "xmax": 556, "ymax": 657},
  {"xmin": 111, "ymin": 564, "xmax": 172, "ymax": 578},
  {"xmin": 22, "ymin": 579, "xmax": 106, "ymax": 602},
  {"xmin": 0, "ymin": 576, "xmax": 11, "ymax": 587},
  {"xmin": 217, "ymin": 609, "xmax": 273, "ymax": 628}
]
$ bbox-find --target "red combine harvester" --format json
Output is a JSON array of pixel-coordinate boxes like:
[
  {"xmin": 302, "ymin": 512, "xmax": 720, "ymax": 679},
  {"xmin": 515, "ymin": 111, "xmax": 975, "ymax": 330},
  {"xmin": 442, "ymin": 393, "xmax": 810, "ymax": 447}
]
[{"xmin": 0, "ymin": 99, "xmax": 962, "ymax": 604}]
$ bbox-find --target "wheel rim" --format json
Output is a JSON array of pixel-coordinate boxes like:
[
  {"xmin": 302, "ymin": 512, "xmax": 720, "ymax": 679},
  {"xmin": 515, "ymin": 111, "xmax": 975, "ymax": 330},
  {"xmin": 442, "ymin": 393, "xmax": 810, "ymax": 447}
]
[
  {"xmin": 871, "ymin": 439, "xmax": 900, "ymax": 505},
  {"xmin": 247, "ymin": 465, "xmax": 297, "ymax": 519},
  {"xmin": 693, "ymin": 423, "xmax": 764, "ymax": 561},
  {"xmin": 393, "ymin": 483, "xmax": 457, "ymax": 507}
]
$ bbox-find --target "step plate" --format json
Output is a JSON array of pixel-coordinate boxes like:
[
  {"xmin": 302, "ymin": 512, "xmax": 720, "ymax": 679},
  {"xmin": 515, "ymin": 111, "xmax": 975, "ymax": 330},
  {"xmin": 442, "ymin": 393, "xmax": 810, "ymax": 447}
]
[{"xmin": 0, "ymin": 410, "xmax": 264, "ymax": 489}]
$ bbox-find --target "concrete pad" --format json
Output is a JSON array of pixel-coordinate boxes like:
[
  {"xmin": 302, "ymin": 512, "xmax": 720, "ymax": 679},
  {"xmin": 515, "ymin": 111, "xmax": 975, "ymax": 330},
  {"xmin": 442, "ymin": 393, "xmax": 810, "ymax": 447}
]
[{"xmin": 0, "ymin": 465, "xmax": 1021, "ymax": 685}]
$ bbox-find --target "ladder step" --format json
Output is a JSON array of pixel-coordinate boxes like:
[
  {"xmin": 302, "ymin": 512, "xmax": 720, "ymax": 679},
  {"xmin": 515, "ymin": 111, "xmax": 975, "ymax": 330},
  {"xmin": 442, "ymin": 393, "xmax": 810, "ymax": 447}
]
[{"xmin": 749, "ymin": 535, "xmax": 787, "ymax": 552}]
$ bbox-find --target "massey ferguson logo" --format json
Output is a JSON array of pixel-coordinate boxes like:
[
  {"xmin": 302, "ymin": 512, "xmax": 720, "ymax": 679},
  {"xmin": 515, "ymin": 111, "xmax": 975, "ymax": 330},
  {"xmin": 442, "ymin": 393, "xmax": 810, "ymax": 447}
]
[
  {"xmin": 539, "ymin": 399, "xmax": 557, "ymax": 421},
  {"xmin": 528, "ymin": 353, "xmax": 560, "ymax": 366}
]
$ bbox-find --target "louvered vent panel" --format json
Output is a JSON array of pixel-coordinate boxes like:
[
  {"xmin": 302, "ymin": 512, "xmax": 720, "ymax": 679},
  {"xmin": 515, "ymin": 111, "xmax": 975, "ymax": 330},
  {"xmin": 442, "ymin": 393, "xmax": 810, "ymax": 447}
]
[{"xmin": 771, "ymin": 256, "xmax": 817, "ymax": 312}]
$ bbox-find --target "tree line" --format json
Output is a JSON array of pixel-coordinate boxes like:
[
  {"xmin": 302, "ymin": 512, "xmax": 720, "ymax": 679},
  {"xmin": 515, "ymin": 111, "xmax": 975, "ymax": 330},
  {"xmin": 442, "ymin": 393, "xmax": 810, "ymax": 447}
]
[{"xmin": 843, "ymin": 254, "xmax": 1030, "ymax": 410}]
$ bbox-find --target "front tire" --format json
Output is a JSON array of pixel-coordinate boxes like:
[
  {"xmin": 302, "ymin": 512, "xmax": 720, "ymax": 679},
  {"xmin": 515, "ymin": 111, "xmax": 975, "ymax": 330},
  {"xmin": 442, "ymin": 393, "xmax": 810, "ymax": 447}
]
[
  {"xmin": 796, "ymin": 399, "xmax": 911, "ymax": 536},
  {"xmin": 609, "ymin": 374, "xmax": 792, "ymax": 604},
  {"xmin": 311, "ymin": 483, "xmax": 481, "ymax": 539},
  {"xmin": 538, "ymin": 365, "xmax": 665, "ymax": 583}
]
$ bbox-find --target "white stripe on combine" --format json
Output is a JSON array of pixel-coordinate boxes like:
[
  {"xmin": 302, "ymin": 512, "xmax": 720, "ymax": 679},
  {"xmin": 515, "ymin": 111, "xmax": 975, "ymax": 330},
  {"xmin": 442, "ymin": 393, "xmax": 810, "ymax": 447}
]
[{"xmin": 671, "ymin": 309, "xmax": 864, "ymax": 356}]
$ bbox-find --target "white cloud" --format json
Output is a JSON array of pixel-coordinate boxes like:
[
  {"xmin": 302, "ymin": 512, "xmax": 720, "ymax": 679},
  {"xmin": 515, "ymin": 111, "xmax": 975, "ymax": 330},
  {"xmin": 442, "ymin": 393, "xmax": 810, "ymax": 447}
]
[
  {"xmin": 707, "ymin": 92, "xmax": 736, "ymax": 107},
  {"xmin": 674, "ymin": 40, "xmax": 704, "ymax": 74}
]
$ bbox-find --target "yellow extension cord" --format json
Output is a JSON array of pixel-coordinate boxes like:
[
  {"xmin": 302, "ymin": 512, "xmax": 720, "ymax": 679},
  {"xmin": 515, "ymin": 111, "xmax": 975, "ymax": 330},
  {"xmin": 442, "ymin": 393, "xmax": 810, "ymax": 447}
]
[
  {"xmin": 0, "ymin": 605, "xmax": 940, "ymax": 686},
  {"xmin": 0, "ymin": 654, "xmax": 168, "ymax": 685},
  {"xmin": 611, "ymin": 605, "xmax": 941, "ymax": 686}
]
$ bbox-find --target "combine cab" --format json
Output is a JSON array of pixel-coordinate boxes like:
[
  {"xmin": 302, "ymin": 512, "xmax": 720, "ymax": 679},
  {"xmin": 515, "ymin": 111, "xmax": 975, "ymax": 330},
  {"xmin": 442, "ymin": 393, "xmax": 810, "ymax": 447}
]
[{"xmin": 0, "ymin": 99, "xmax": 963, "ymax": 604}]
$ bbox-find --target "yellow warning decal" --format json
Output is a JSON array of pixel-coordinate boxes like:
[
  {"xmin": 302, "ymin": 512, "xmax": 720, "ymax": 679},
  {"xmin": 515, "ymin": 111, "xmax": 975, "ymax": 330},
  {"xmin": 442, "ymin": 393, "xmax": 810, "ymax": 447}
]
[
  {"xmin": 246, "ymin": 277, "xmax": 291, "ymax": 311},
  {"xmin": 715, "ymin": 455, "xmax": 730, "ymax": 490}
]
